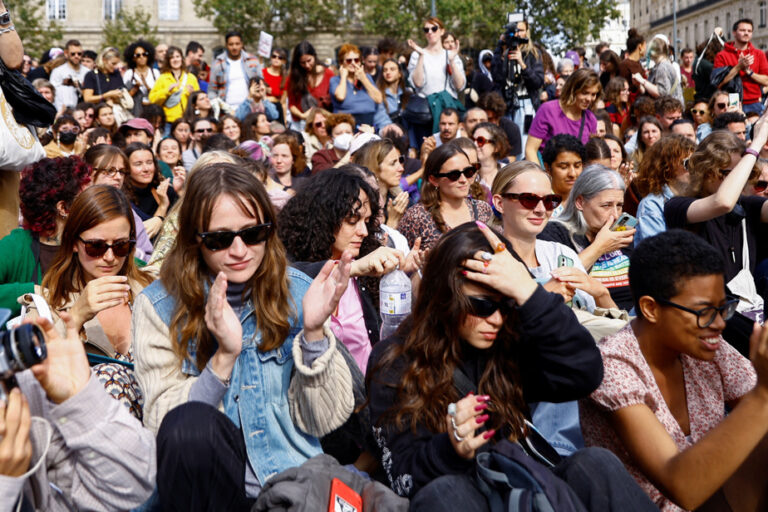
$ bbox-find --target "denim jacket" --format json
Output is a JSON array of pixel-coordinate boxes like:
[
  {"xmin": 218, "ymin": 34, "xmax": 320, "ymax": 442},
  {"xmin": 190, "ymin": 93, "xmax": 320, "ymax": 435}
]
[
  {"xmin": 208, "ymin": 51, "xmax": 263, "ymax": 103},
  {"xmin": 134, "ymin": 267, "xmax": 353, "ymax": 484}
]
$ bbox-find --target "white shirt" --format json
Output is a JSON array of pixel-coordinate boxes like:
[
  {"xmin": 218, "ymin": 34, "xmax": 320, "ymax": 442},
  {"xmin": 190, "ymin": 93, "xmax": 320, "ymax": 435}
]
[
  {"xmin": 407, "ymin": 50, "xmax": 464, "ymax": 98},
  {"xmin": 123, "ymin": 68, "xmax": 159, "ymax": 104},
  {"xmin": 49, "ymin": 62, "xmax": 89, "ymax": 111},
  {"xmin": 225, "ymin": 57, "xmax": 249, "ymax": 107}
]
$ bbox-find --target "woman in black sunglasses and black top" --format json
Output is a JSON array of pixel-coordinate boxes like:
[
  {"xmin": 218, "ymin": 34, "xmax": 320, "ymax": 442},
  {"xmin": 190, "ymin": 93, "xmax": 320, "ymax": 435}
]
[
  {"xmin": 133, "ymin": 163, "xmax": 355, "ymax": 510},
  {"xmin": 367, "ymin": 222, "xmax": 654, "ymax": 511},
  {"xmin": 398, "ymin": 143, "xmax": 492, "ymax": 250},
  {"xmin": 24, "ymin": 184, "xmax": 153, "ymax": 418}
]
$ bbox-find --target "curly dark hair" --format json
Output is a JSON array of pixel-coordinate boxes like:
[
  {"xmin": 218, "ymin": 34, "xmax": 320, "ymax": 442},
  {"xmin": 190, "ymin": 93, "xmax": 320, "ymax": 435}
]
[
  {"xmin": 277, "ymin": 167, "xmax": 381, "ymax": 263},
  {"xmin": 123, "ymin": 40, "xmax": 156, "ymax": 69},
  {"xmin": 19, "ymin": 157, "xmax": 92, "ymax": 236}
]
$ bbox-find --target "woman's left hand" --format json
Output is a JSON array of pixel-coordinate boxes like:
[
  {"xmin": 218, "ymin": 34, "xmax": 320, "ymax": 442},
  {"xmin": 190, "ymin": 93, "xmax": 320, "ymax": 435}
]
[
  {"xmin": 448, "ymin": 39, "xmax": 461, "ymax": 61},
  {"xmin": 386, "ymin": 191, "xmax": 409, "ymax": 226},
  {"xmin": 302, "ymin": 251, "xmax": 353, "ymax": 341},
  {"xmin": 462, "ymin": 221, "xmax": 537, "ymax": 305},
  {"xmin": 352, "ymin": 64, "xmax": 366, "ymax": 83}
]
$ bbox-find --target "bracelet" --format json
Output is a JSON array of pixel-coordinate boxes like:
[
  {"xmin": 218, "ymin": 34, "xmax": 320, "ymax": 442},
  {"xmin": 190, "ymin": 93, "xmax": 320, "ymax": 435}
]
[
  {"xmin": 746, "ymin": 69, "xmax": 754, "ymax": 77},
  {"xmin": 744, "ymin": 148, "xmax": 759, "ymax": 158},
  {"xmin": 0, "ymin": 24, "xmax": 14, "ymax": 34},
  {"xmin": 155, "ymin": 215, "xmax": 165, "ymax": 221}
]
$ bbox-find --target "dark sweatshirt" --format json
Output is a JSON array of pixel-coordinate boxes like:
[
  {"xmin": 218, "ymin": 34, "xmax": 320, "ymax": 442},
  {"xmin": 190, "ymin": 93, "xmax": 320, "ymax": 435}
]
[{"xmin": 366, "ymin": 285, "xmax": 602, "ymax": 498}]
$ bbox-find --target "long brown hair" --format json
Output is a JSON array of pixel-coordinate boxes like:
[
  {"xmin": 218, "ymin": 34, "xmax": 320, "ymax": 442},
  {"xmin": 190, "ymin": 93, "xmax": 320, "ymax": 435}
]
[
  {"xmin": 369, "ymin": 223, "xmax": 528, "ymax": 438},
  {"xmin": 160, "ymin": 163, "xmax": 294, "ymax": 371},
  {"xmin": 421, "ymin": 143, "xmax": 469, "ymax": 233},
  {"xmin": 687, "ymin": 130, "xmax": 750, "ymax": 198},
  {"xmin": 42, "ymin": 185, "xmax": 152, "ymax": 309}
]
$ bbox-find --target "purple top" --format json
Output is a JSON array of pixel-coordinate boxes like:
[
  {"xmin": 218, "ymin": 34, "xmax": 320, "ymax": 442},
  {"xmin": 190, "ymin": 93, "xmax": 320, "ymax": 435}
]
[{"xmin": 528, "ymin": 100, "xmax": 597, "ymax": 149}]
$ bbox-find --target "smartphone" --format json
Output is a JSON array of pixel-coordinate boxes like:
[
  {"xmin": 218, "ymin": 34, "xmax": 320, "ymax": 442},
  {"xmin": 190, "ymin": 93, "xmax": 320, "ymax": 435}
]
[
  {"xmin": 610, "ymin": 212, "xmax": 638, "ymax": 231},
  {"xmin": 728, "ymin": 93, "xmax": 740, "ymax": 108},
  {"xmin": 557, "ymin": 254, "xmax": 573, "ymax": 268}
]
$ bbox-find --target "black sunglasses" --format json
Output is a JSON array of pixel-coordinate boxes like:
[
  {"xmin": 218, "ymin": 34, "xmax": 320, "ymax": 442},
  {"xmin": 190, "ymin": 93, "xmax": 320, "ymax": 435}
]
[
  {"xmin": 755, "ymin": 180, "xmax": 768, "ymax": 193},
  {"xmin": 79, "ymin": 237, "xmax": 135, "ymax": 258},
  {"xmin": 716, "ymin": 102, "xmax": 727, "ymax": 110},
  {"xmin": 271, "ymin": 54, "xmax": 285, "ymax": 60},
  {"xmin": 70, "ymin": 52, "xmax": 83, "ymax": 56},
  {"xmin": 313, "ymin": 121, "xmax": 325, "ymax": 128},
  {"xmin": 467, "ymin": 296, "xmax": 513, "ymax": 318},
  {"xmin": 198, "ymin": 223, "xmax": 273, "ymax": 251},
  {"xmin": 423, "ymin": 25, "xmax": 440, "ymax": 33},
  {"xmin": 434, "ymin": 166, "xmax": 477, "ymax": 181},
  {"xmin": 195, "ymin": 127, "xmax": 214, "ymax": 133},
  {"xmin": 134, "ymin": 52, "xmax": 148, "ymax": 58},
  {"xmin": 501, "ymin": 192, "xmax": 562, "ymax": 211},
  {"xmin": 655, "ymin": 298, "xmax": 739, "ymax": 329},
  {"xmin": 691, "ymin": 109, "xmax": 708, "ymax": 115}
]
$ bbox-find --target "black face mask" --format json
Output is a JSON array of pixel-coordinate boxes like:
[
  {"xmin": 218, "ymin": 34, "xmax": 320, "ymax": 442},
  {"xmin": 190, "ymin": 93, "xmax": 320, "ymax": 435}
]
[{"xmin": 59, "ymin": 131, "xmax": 78, "ymax": 145}]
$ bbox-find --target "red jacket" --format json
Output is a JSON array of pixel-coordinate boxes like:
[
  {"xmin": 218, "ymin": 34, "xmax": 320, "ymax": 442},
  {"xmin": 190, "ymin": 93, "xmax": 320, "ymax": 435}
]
[{"xmin": 714, "ymin": 42, "xmax": 768, "ymax": 104}]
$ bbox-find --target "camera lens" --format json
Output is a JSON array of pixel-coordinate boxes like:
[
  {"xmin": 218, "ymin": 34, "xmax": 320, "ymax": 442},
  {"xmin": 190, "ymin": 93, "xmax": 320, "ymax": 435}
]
[{"xmin": 1, "ymin": 323, "xmax": 47, "ymax": 371}]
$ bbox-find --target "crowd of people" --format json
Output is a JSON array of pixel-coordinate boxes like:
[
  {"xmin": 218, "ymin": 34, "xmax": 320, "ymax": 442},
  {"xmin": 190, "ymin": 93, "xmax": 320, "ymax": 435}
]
[{"xmin": 2, "ymin": 5, "xmax": 768, "ymax": 510}]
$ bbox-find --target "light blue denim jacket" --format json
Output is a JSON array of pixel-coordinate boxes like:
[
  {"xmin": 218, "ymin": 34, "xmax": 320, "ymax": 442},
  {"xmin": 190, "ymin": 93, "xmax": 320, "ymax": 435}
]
[
  {"xmin": 635, "ymin": 184, "xmax": 675, "ymax": 246},
  {"xmin": 139, "ymin": 267, "xmax": 322, "ymax": 484}
]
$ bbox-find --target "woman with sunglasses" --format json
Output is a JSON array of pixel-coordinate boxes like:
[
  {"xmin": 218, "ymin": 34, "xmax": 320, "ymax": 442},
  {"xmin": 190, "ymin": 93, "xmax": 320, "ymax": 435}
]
[
  {"xmin": 133, "ymin": 163, "xmax": 354, "ymax": 509},
  {"xmin": 367, "ymin": 222, "xmax": 654, "ymax": 510},
  {"xmin": 353, "ymin": 139, "xmax": 410, "ymax": 228},
  {"xmin": 26, "ymin": 185, "xmax": 153, "ymax": 418},
  {"xmin": 689, "ymin": 100, "xmax": 711, "ymax": 133},
  {"xmin": 526, "ymin": 68, "xmax": 600, "ymax": 163},
  {"xmin": 406, "ymin": 18, "xmax": 465, "ymax": 144},
  {"xmin": 84, "ymin": 144, "xmax": 154, "ymax": 263},
  {"xmin": 287, "ymin": 41, "xmax": 336, "ymax": 129},
  {"xmin": 123, "ymin": 40, "xmax": 159, "ymax": 116},
  {"xmin": 398, "ymin": 143, "xmax": 492, "ymax": 251},
  {"xmin": 302, "ymin": 107, "xmax": 332, "ymax": 161},
  {"xmin": 472, "ymin": 122, "xmax": 511, "ymax": 203},
  {"xmin": 633, "ymin": 134, "xmax": 696, "ymax": 245},
  {"xmin": 581, "ymin": 229, "xmax": 768, "ymax": 511},
  {"xmin": 540, "ymin": 165, "xmax": 636, "ymax": 311},
  {"xmin": 663, "ymin": 118, "xmax": 768, "ymax": 318},
  {"xmin": 44, "ymin": 114, "xmax": 85, "ymax": 158},
  {"xmin": 330, "ymin": 43, "xmax": 383, "ymax": 127},
  {"xmin": 124, "ymin": 142, "xmax": 178, "ymax": 239},
  {"xmin": 263, "ymin": 47, "xmax": 288, "ymax": 124}
]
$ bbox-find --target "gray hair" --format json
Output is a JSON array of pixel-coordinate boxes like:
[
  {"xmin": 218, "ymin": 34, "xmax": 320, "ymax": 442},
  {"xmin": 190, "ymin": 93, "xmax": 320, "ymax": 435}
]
[{"xmin": 552, "ymin": 164, "xmax": 625, "ymax": 247}]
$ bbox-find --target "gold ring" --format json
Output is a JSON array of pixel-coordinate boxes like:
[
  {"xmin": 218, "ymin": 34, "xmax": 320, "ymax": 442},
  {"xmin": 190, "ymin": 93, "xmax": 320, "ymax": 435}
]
[{"xmin": 494, "ymin": 242, "xmax": 506, "ymax": 253}]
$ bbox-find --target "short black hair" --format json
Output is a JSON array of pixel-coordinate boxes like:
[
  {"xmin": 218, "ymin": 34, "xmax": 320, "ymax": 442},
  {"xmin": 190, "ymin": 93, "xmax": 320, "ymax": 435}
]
[
  {"xmin": 225, "ymin": 31, "xmax": 242, "ymax": 43},
  {"xmin": 202, "ymin": 133, "xmax": 236, "ymax": 154},
  {"xmin": 733, "ymin": 18, "xmax": 753, "ymax": 31},
  {"xmin": 65, "ymin": 40, "xmax": 81, "ymax": 49},
  {"xmin": 186, "ymin": 41, "xmax": 204, "ymax": 55},
  {"xmin": 712, "ymin": 112, "xmax": 746, "ymax": 130},
  {"xmin": 83, "ymin": 50, "xmax": 97, "ymax": 61},
  {"xmin": 670, "ymin": 118, "xmax": 694, "ymax": 129},
  {"xmin": 629, "ymin": 230, "xmax": 724, "ymax": 317},
  {"xmin": 440, "ymin": 108, "xmax": 459, "ymax": 121},
  {"xmin": 541, "ymin": 134, "xmax": 585, "ymax": 166}
]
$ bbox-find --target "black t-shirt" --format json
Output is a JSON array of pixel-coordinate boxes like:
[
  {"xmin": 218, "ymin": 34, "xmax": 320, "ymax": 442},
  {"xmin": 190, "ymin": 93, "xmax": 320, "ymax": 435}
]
[
  {"xmin": 664, "ymin": 195, "xmax": 768, "ymax": 282},
  {"xmin": 499, "ymin": 117, "xmax": 522, "ymax": 157},
  {"xmin": 83, "ymin": 69, "xmax": 125, "ymax": 95},
  {"xmin": 538, "ymin": 221, "xmax": 635, "ymax": 311}
]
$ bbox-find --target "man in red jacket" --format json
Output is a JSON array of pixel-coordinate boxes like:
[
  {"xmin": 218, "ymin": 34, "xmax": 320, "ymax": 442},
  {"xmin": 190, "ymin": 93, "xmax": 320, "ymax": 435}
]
[{"xmin": 714, "ymin": 18, "xmax": 768, "ymax": 115}]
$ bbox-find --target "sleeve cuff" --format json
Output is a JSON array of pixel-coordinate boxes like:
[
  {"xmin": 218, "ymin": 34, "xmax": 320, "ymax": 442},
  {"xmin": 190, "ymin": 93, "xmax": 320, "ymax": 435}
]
[
  {"xmin": 188, "ymin": 364, "xmax": 228, "ymax": 406},
  {"xmin": 0, "ymin": 474, "xmax": 24, "ymax": 512},
  {"xmin": 49, "ymin": 373, "xmax": 122, "ymax": 439},
  {"xmin": 299, "ymin": 333, "xmax": 330, "ymax": 368}
]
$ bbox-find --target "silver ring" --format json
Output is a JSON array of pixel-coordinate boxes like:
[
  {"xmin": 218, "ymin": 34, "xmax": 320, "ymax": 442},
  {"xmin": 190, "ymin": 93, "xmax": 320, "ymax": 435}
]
[
  {"xmin": 453, "ymin": 429, "xmax": 464, "ymax": 442},
  {"xmin": 447, "ymin": 402, "xmax": 457, "ymax": 417},
  {"xmin": 451, "ymin": 417, "xmax": 459, "ymax": 430},
  {"xmin": 480, "ymin": 251, "xmax": 493, "ymax": 261}
]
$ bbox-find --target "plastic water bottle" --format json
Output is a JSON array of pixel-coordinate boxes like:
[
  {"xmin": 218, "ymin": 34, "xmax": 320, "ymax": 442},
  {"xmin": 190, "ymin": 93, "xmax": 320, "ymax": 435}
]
[{"xmin": 380, "ymin": 268, "xmax": 411, "ymax": 340}]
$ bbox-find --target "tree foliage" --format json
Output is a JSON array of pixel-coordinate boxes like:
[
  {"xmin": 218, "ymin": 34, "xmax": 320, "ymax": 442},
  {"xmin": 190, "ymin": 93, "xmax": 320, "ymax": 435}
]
[
  {"xmin": 359, "ymin": 0, "xmax": 619, "ymax": 54},
  {"xmin": 191, "ymin": 0, "xmax": 344, "ymax": 48},
  {"xmin": 13, "ymin": 0, "xmax": 63, "ymax": 60},
  {"xmin": 103, "ymin": 6, "xmax": 159, "ymax": 51}
]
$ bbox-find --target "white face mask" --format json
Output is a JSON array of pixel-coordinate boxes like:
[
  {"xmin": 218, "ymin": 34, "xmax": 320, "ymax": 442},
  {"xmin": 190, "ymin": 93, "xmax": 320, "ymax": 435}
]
[{"xmin": 333, "ymin": 132, "xmax": 353, "ymax": 151}]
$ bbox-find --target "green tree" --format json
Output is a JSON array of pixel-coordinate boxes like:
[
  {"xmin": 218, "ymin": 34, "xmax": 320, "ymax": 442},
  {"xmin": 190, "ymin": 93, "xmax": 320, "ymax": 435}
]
[
  {"xmin": 191, "ymin": 0, "xmax": 342, "ymax": 48},
  {"xmin": 103, "ymin": 6, "xmax": 159, "ymax": 51},
  {"xmin": 12, "ymin": 0, "xmax": 63, "ymax": 60}
]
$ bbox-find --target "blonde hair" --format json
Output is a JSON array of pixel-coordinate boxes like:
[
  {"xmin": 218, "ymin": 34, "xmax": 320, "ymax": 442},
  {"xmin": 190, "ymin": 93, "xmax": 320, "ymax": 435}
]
[
  {"xmin": 490, "ymin": 161, "xmax": 549, "ymax": 229},
  {"xmin": 96, "ymin": 47, "xmax": 121, "ymax": 73}
]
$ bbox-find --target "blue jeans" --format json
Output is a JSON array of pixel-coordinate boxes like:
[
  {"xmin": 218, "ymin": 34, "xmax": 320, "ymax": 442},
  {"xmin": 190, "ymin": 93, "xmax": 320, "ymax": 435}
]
[
  {"xmin": 530, "ymin": 401, "xmax": 585, "ymax": 456},
  {"xmin": 743, "ymin": 101, "xmax": 765, "ymax": 115}
]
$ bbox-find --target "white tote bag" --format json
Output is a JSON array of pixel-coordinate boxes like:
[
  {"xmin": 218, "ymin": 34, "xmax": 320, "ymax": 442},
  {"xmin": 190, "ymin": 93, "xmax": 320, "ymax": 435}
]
[{"xmin": 0, "ymin": 85, "xmax": 45, "ymax": 171}]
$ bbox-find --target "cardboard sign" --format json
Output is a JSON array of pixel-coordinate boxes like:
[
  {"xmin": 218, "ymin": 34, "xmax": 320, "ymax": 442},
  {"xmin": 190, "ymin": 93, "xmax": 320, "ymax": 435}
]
[{"xmin": 257, "ymin": 31, "xmax": 273, "ymax": 58}]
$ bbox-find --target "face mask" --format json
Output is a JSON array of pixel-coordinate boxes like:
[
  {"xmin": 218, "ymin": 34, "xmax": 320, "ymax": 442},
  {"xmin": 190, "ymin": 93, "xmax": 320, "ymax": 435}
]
[
  {"xmin": 59, "ymin": 131, "xmax": 78, "ymax": 145},
  {"xmin": 333, "ymin": 132, "xmax": 353, "ymax": 151}
]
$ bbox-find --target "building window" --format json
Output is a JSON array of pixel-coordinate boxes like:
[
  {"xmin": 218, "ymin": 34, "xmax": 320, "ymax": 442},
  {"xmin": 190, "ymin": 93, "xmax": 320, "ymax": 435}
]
[
  {"xmin": 760, "ymin": 2, "xmax": 767, "ymax": 28},
  {"xmin": 726, "ymin": 12, "xmax": 731, "ymax": 31},
  {"xmin": 47, "ymin": 0, "xmax": 66, "ymax": 20},
  {"xmin": 104, "ymin": 0, "xmax": 122, "ymax": 20},
  {"xmin": 158, "ymin": 0, "xmax": 179, "ymax": 20}
]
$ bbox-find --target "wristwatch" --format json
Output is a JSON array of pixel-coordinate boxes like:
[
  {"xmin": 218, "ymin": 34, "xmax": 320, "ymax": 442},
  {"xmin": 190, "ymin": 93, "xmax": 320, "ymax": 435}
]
[{"xmin": 0, "ymin": 11, "xmax": 11, "ymax": 26}]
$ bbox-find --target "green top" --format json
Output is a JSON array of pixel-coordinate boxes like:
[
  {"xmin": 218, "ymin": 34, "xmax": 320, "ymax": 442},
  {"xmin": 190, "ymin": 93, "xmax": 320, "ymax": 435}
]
[{"xmin": 0, "ymin": 228, "xmax": 38, "ymax": 317}]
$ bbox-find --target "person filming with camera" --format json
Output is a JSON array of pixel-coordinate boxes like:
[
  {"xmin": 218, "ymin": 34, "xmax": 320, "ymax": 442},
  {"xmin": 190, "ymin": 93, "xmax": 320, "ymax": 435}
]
[
  {"xmin": 0, "ymin": 312, "xmax": 155, "ymax": 511},
  {"xmin": 491, "ymin": 17, "xmax": 544, "ymax": 159}
]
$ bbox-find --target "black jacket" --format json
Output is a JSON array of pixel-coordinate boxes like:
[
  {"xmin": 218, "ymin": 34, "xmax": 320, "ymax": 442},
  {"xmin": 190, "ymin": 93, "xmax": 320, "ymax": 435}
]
[
  {"xmin": 491, "ymin": 42, "xmax": 545, "ymax": 111},
  {"xmin": 366, "ymin": 286, "xmax": 602, "ymax": 497}
]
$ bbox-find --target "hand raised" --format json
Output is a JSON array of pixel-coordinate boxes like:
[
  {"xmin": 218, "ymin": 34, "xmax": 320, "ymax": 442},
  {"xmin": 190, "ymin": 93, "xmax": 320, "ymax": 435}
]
[
  {"xmin": 0, "ymin": 388, "xmax": 32, "ymax": 476},
  {"xmin": 204, "ymin": 272, "xmax": 243, "ymax": 357},
  {"xmin": 302, "ymin": 251, "xmax": 353, "ymax": 339}
]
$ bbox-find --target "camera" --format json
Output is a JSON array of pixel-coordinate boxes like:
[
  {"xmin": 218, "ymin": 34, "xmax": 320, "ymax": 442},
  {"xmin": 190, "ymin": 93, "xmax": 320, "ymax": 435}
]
[
  {"xmin": 502, "ymin": 12, "xmax": 529, "ymax": 51},
  {"xmin": 0, "ymin": 311, "xmax": 47, "ymax": 402}
]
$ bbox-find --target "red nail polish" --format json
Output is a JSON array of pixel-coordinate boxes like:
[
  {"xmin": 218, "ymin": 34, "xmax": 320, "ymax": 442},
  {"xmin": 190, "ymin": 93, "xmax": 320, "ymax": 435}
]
[
  {"xmin": 461, "ymin": 270, "xmax": 468, "ymax": 275},
  {"xmin": 476, "ymin": 414, "xmax": 489, "ymax": 424},
  {"xmin": 474, "ymin": 404, "xmax": 488, "ymax": 411},
  {"xmin": 467, "ymin": 391, "xmax": 474, "ymax": 396},
  {"xmin": 482, "ymin": 429, "xmax": 496, "ymax": 439},
  {"xmin": 476, "ymin": 395, "xmax": 491, "ymax": 402}
]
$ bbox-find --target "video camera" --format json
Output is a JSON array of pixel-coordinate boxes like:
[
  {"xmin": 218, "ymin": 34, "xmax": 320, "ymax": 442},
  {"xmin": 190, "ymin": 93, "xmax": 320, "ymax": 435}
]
[
  {"xmin": 502, "ymin": 12, "xmax": 529, "ymax": 51},
  {"xmin": 0, "ymin": 308, "xmax": 47, "ymax": 402}
]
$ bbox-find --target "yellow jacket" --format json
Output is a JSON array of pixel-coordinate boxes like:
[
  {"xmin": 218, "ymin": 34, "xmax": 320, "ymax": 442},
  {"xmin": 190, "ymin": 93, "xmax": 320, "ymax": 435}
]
[{"xmin": 148, "ymin": 71, "xmax": 199, "ymax": 123}]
